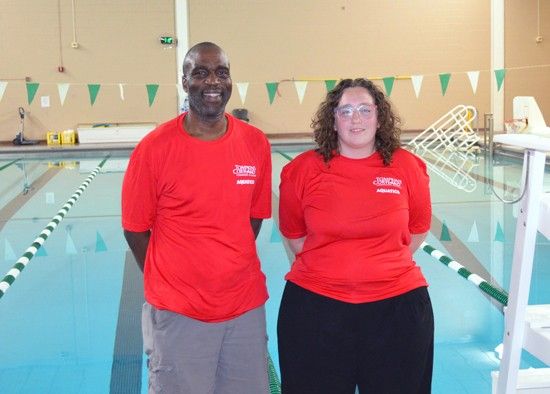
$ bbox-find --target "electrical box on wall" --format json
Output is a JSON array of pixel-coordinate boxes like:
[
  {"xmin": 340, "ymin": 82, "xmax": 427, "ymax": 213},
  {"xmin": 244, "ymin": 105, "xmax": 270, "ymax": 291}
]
[{"xmin": 160, "ymin": 36, "xmax": 177, "ymax": 46}]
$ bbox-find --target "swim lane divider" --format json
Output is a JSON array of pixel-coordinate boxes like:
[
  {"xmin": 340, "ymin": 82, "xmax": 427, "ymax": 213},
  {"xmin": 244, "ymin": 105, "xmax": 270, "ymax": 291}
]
[
  {"xmin": 276, "ymin": 151, "xmax": 294, "ymax": 161},
  {"xmin": 276, "ymin": 151, "xmax": 509, "ymax": 306},
  {"xmin": 420, "ymin": 242, "xmax": 509, "ymax": 306},
  {"xmin": 268, "ymin": 353, "xmax": 281, "ymax": 394},
  {"xmin": 0, "ymin": 159, "xmax": 20, "ymax": 172},
  {"xmin": 0, "ymin": 155, "xmax": 110, "ymax": 300}
]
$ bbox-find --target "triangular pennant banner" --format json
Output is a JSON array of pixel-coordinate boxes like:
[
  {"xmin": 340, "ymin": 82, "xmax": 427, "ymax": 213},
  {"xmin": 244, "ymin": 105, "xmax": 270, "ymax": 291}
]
[
  {"xmin": 466, "ymin": 71, "xmax": 480, "ymax": 95},
  {"xmin": 324, "ymin": 80, "xmax": 337, "ymax": 92},
  {"xmin": 494, "ymin": 69, "xmax": 506, "ymax": 91},
  {"xmin": 146, "ymin": 84, "xmax": 159, "ymax": 107},
  {"xmin": 270, "ymin": 225, "xmax": 282, "ymax": 243},
  {"xmin": 382, "ymin": 77, "xmax": 395, "ymax": 97},
  {"xmin": 236, "ymin": 82, "xmax": 249, "ymax": 105},
  {"xmin": 294, "ymin": 81, "xmax": 308, "ymax": 104},
  {"xmin": 0, "ymin": 81, "xmax": 7, "ymax": 102},
  {"xmin": 57, "ymin": 83, "xmax": 70, "ymax": 106},
  {"xmin": 87, "ymin": 84, "xmax": 101, "ymax": 106},
  {"xmin": 440, "ymin": 221, "xmax": 452, "ymax": 241},
  {"xmin": 467, "ymin": 221, "xmax": 479, "ymax": 242},
  {"xmin": 95, "ymin": 231, "xmax": 107, "ymax": 252},
  {"xmin": 36, "ymin": 245, "xmax": 48, "ymax": 257},
  {"xmin": 266, "ymin": 82, "xmax": 279, "ymax": 105},
  {"xmin": 411, "ymin": 75, "xmax": 423, "ymax": 98},
  {"xmin": 439, "ymin": 74, "xmax": 451, "ymax": 96},
  {"xmin": 4, "ymin": 239, "xmax": 16, "ymax": 260},
  {"xmin": 495, "ymin": 222, "xmax": 505, "ymax": 242},
  {"xmin": 66, "ymin": 233, "xmax": 78, "ymax": 255},
  {"xmin": 26, "ymin": 82, "xmax": 40, "ymax": 105},
  {"xmin": 119, "ymin": 83, "xmax": 126, "ymax": 100}
]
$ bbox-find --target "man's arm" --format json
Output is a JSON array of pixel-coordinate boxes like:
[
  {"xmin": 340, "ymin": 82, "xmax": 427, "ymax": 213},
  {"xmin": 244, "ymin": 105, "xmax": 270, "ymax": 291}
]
[
  {"xmin": 124, "ymin": 230, "xmax": 151, "ymax": 272},
  {"xmin": 250, "ymin": 218, "xmax": 263, "ymax": 239}
]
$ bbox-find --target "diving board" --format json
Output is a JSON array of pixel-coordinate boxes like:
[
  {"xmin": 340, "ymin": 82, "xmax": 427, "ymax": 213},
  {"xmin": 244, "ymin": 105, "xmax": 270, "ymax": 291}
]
[{"xmin": 491, "ymin": 132, "xmax": 550, "ymax": 394}]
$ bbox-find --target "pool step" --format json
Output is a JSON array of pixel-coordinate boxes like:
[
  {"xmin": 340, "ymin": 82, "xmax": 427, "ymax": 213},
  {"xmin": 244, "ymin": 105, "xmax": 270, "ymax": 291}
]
[
  {"xmin": 523, "ymin": 305, "xmax": 550, "ymax": 366},
  {"xmin": 492, "ymin": 368, "xmax": 550, "ymax": 393}
]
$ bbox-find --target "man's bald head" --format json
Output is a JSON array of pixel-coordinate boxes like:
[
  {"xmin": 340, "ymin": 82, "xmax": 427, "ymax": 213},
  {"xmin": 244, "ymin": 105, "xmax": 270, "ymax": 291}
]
[{"xmin": 183, "ymin": 42, "xmax": 229, "ymax": 77}]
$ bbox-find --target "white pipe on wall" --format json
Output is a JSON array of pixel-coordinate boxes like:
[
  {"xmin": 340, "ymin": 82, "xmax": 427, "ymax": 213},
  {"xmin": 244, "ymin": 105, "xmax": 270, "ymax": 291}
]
[
  {"xmin": 491, "ymin": 0, "xmax": 505, "ymax": 131},
  {"xmin": 175, "ymin": 0, "xmax": 189, "ymax": 113}
]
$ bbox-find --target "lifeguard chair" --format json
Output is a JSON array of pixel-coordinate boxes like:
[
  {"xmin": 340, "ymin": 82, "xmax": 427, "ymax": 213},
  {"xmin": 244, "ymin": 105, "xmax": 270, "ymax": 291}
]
[
  {"xmin": 491, "ymin": 96, "xmax": 550, "ymax": 393},
  {"xmin": 504, "ymin": 96, "xmax": 550, "ymax": 136}
]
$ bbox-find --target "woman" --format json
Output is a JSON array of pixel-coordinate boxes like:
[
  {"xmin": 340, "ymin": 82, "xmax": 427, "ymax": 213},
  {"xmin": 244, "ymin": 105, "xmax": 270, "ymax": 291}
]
[{"xmin": 277, "ymin": 78, "xmax": 434, "ymax": 394}]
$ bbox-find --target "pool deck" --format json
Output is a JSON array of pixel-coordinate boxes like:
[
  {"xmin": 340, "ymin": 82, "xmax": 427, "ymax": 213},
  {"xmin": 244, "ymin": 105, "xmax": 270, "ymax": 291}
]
[
  {"xmin": 0, "ymin": 135, "xmax": 316, "ymax": 158},
  {"xmin": 0, "ymin": 131, "xmax": 525, "ymax": 161},
  {"xmin": 0, "ymin": 131, "xmax": 422, "ymax": 153}
]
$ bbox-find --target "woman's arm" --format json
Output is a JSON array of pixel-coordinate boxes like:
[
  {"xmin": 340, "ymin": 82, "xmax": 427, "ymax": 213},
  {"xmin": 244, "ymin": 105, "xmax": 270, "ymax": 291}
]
[
  {"xmin": 409, "ymin": 231, "xmax": 428, "ymax": 254},
  {"xmin": 285, "ymin": 236, "xmax": 306, "ymax": 256}
]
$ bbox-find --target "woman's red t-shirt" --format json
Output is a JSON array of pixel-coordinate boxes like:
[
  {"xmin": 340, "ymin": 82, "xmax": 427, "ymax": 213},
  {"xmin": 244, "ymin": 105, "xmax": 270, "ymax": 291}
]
[{"xmin": 279, "ymin": 148, "xmax": 431, "ymax": 303}]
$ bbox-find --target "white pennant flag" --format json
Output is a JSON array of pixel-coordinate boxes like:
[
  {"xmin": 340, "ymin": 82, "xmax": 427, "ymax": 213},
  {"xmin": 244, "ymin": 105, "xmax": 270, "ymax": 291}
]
[
  {"xmin": 467, "ymin": 221, "xmax": 479, "ymax": 242},
  {"xmin": 236, "ymin": 82, "xmax": 249, "ymax": 105},
  {"xmin": 0, "ymin": 81, "xmax": 7, "ymax": 102},
  {"xmin": 411, "ymin": 75, "xmax": 423, "ymax": 98},
  {"xmin": 119, "ymin": 83, "xmax": 126, "ymax": 100},
  {"xmin": 4, "ymin": 239, "xmax": 16, "ymax": 260},
  {"xmin": 294, "ymin": 81, "xmax": 308, "ymax": 104},
  {"xmin": 467, "ymin": 71, "xmax": 480, "ymax": 95},
  {"xmin": 57, "ymin": 83, "xmax": 70, "ymax": 106},
  {"xmin": 65, "ymin": 233, "xmax": 78, "ymax": 255}
]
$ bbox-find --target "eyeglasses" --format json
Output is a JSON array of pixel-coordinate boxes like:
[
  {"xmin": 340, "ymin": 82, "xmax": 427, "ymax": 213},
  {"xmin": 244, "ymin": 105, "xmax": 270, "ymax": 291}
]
[{"xmin": 334, "ymin": 104, "xmax": 377, "ymax": 119}]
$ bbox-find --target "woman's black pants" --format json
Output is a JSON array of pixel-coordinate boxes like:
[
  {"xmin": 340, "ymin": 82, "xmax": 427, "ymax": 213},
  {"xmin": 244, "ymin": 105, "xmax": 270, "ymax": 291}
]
[{"xmin": 277, "ymin": 282, "xmax": 434, "ymax": 394}]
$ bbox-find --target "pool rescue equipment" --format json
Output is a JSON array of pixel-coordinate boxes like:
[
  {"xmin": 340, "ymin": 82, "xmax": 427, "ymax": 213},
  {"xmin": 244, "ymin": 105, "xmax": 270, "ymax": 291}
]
[
  {"xmin": 46, "ymin": 129, "xmax": 77, "ymax": 145},
  {"xmin": 12, "ymin": 107, "xmax": 39, "ymax": 146}
]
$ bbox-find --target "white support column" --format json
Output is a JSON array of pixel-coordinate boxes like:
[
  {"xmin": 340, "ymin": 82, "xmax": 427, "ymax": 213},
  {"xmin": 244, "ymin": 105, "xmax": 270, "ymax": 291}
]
[
  {"xmin": 175, "ymin": 0, "xmax": 189, "ymax": 112},
  {"xmin": 491, "ymin": 0, "xmax": 505, "ymax": 132},
  {"xmin": 496, "ymin": 149, "xmax": 547, "ymax": 394}
]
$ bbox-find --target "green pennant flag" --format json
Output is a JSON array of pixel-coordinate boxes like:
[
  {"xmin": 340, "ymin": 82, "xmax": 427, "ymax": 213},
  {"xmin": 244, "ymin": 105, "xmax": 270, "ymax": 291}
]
[
  {"xmin": 146, "ymin": 84, "xmax": 159, "ymax": 107},
  {"xmin": 324, "ymin": 80, "xmax": 337, "ymax": 92},
  {"xmin": 382, "ymin": 77, "xmax": 395, "ymax": 97},
  {"xmin": 266, "ymin": 82, "xmax": 279, "ymax": 105},
  {"xmin": 439, "ymin": 73, "xmax": 451, "ymax": 96},
  {"xmin": 95, "ymin": 231, "xmax": 107, "ymax": 252},
  {"xmin": 494, "ymin": 69, "xmax": 506, "ymax": 91},
  {"xmin": 495, "ymin": 222, "xmax": 505, "ymax": 242},
  {"xmin": 36, "ymin": 245, "xmax": 48, "ymax": 257},
  {"xmin": 26, "ymin": 82, "xmax": 39, "ymax": 105},
  {"xmin": 270, "ymin": 225, "xmax": 282, "ymax": 243},
  {"xmin": 440, "ymin": 221, "xmax": 451, "ymax": 241},
  {"xmin": 88, "ymin": 84, "xmax": 101, "ymax": 106}
]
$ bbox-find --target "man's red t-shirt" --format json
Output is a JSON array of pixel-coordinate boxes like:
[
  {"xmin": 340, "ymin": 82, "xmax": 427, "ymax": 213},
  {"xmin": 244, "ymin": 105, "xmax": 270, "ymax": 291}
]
[
  {"xmin": 279, "ymin": 148, "xmax": 431, "ymax": 303},
  {"xmin": 122, "ymin": 114, "xmax": 271, "ymax": 322}
]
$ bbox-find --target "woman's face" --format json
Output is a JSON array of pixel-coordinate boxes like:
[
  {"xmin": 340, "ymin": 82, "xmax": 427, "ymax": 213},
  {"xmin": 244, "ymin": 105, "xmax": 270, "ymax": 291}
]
[{"xmin": 334, "ymin": 87, "xmax": 378, "ymax": 159}]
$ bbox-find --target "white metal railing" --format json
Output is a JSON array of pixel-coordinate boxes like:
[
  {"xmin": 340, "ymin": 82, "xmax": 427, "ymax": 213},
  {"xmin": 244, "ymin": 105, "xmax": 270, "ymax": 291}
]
[{"xmin": 408, "ymin": 105, "xmax": 480, "ymax": 153}]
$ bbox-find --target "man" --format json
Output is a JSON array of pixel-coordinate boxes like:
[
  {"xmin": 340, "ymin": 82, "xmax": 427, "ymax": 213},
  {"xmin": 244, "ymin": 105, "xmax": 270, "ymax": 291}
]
[{"xmin": 122, "ymin": 42, "xmax": 272, "ymax": 393}]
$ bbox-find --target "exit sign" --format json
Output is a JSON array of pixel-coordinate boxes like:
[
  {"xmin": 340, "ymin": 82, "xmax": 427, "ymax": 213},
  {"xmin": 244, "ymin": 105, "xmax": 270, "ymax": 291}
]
[{"xmin": 160, "ymin": 36, "xmax": 176, "ymax": 45}]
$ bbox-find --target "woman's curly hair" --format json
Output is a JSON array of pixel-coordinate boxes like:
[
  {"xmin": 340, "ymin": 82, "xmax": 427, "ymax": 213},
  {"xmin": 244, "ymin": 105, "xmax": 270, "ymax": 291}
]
[{"xmin": 312, "ymin": 78, "xmax": 401, "ymax": 166}]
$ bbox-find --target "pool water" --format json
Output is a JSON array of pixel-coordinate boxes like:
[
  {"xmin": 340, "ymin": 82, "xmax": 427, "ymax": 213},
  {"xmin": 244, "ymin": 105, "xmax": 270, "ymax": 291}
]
[{"xmin": 0, "ymin": 147, "xmax": 549, "ymax": 393}]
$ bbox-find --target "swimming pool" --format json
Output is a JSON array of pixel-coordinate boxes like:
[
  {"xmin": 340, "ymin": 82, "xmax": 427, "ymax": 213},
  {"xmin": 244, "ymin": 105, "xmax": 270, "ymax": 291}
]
[{"xmin": 0, "ymin": 146, "xmax": 549, "ymax": 393}]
